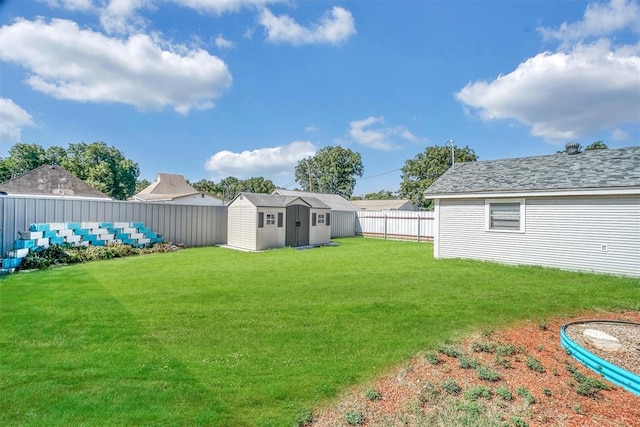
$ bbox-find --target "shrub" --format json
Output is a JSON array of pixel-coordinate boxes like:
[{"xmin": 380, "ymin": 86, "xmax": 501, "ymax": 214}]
[
  {"xmin": 495, "ymin": 386, "xmax": 513, "ymax": 401},
  {"xmin": 471, "ymin": 341, "xmax": 496, "ymax": 354},
  {"xmin": 476, "ymin": 366, "xmax": 500, "ymax": 382},
  {"xmin": 343, "ymin": 410, "xmax": 364, "ymax": 425},
  {"xmin": 525, "ymin": 356, "xmax": 545, "ymax": 373},
  {"xmin": 16, "ymin": 242, "xmax": 174, "ymax": 271},
  {"xmin": 565, "ymin": 362, "xmax": 612, "ymax": 398},
  {"xmin": 464, "ymin": 385, "xmax": 491, "ymax": 401},
  {"xmin": 442, "ymin": 379, "xmax": 461, "ymax": 396},
  {"xmin": 496, "ymin": 344, "xmax": 522, "ymax": 357},
  {"xmin": 438, "ymin": 345, "xmax": 461, "ymax": 358},
  {"xmin": 458, "ymin": 355, "xmax": 479, "ymax": 369},
  {"xmin": 364, "ymin": 388, "xmax": 381, "ymax": 401},
  {"xmin": 425, "ymin": 351, "xmax": 442, "ymax": 365},
  {"xmin": 516, "ymin": 387, "xmax": 535, "ymax": 404}
]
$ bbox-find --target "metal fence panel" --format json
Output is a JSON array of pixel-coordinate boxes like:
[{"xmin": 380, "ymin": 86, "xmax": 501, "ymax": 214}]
[
  {"xmin": 330, "ymin": 211, "xmax": 357, "ymax": 237},
  {"xmin": 1, "ymin": 196, "xmax": 227, "ymax": 255},
  {"xmin": 356, "ymin": 210, "xmax": 434, "ymax": 242}
]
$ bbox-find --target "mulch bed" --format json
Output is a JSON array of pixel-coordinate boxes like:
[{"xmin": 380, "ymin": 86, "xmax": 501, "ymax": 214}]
[{"xmin": 310, "ymin": 310, "xmax": 640, "ymax": 426}]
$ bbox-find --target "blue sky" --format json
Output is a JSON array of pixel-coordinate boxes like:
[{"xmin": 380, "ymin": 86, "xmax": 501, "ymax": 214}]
[{"xmin": 1, "ymin": 0, "xmax": 639, "ymax": 196}]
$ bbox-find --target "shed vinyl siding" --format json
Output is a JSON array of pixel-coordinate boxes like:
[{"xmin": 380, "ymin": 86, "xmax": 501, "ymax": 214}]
[
  {"xmin": 256, "ymin": 208, "xmax": 286, "ymax": 250},
  {"xmin": 436, "ymin": 196, "xmax": 640, "ymax": 277},
  {"xmin": 227, "ymin": 199, "xmax": 257, "ymax": 251},
  {"xmin": 309, "ymin": 208, "xmax": 331, "ymax": 245}
]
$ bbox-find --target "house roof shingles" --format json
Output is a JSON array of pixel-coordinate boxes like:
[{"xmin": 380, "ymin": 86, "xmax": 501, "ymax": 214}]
[
  {"xmin": 425, "ymin": 146, "xmax": 640, "ymax": 197},
  {"xmin": 0, "ymin": 164, "xmax": 111, "ymax": 199}
]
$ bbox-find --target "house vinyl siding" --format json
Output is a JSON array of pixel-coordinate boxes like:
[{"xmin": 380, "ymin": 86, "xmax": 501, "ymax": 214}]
[{"xmin": 436, "ymin": 195, "xmax": 640, "ymax": 277}]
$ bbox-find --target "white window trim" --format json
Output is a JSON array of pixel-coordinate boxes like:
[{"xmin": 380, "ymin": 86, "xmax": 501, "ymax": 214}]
[
  {"xmin": 484, "ymin": 198, "xmax": 526, "ymax": 233},
  {"xmin": 317, "ymin": 214, "xmax": 325, "ymax": 224}
]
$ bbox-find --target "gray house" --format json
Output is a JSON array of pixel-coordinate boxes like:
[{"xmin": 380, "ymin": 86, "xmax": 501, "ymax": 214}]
[
  {"xmin": 424, "ymin": 146, "xmax": 640, "ymax": 277},
  {"xmin": 227, "ymin": 193, "xmax": 332, "ymax": 251},
  {"xmin": 0, "ymin": 164, "xmax": 111, "ymax": 199}
]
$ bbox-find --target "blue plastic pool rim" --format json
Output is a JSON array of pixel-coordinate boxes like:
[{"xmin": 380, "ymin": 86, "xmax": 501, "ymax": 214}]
[{"xmin": 560, "ymin": 320, "xmax": 640, "ymax": 397}]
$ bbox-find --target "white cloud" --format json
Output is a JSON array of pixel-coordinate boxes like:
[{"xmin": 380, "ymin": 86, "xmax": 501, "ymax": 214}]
[
  {"xmin": 0, "ymin": 98, "xmax": 34, "ymax": 144},
  {"xmin": 44, "ymin": 0, "xmax": 94, "ymax": 11},
  {"xmin": 0, "ymin": 18, "xmax": 232, "ymax": 114},
  {"xmin": 456, "ymin": 0, "xmax": 640, "ymax": 143},
  {"xmin": 173, "ymin": 0, "xmax": 282, "ymax": 15},
  {"xmin": 538, "ymin": 0, "xmax": 640, "ymax": 44},
  {"xmin": 204, "ymin": 141, "xmax": 317, "ymax": 178},
  {"xmin": 259, "ymin": 6, "xmax": 356, "ymax": 45},
  {"xmin": 305, "ymin": 124, "xmax": 319, "ymax": 132},
  {"xmin": 215, "ymin": 34, "xmax": 234, "ymax": 50},
  {"xmin": 612, "ymin": 128, "xmax": 630, "ymax": 140},
  {"xmin": 348, "ymin": 116, "xmax": 417, "ymax": 151}
]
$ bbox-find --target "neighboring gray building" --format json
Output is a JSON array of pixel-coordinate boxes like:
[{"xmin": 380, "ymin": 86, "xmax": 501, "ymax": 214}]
[
  {"xmin": 424, "ymin": 146, "xmax": 640, "ymax": 277},
  {"xmin": 0, "ymin": 164, "xmax": 111, "ymax": 199},
  {"xmin": 227, "ymin": 193, "xmax": 331, "ymax": 251},
  {"xmin": 272, "ymin": 189, "xmax": 359, "ymax": 211},
  {"xmin": 130, "ymin": 173, "xmax": 224, "ymax": 206},
  {"xmin": 352, "ymin": 199, "xmax": 419, "ymax": 211}
]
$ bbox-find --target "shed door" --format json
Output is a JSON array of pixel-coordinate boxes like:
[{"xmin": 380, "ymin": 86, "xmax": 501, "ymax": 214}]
[{"xmin": 285, "ymin": 205, "xmax": 310, "ymax": 247}]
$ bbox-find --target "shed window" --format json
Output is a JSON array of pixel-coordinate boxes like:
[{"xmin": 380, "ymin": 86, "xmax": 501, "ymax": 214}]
[
  {"xmin": 266, "ymin": 213, "xmax": 276, "ymax": 225},
  {"xmin": 485, "ymin": 199, "xmax": 525, "ymax": 232},
  {"xmin": 317, "ymin": 214, "xmax": 325, "ymax": 224}
]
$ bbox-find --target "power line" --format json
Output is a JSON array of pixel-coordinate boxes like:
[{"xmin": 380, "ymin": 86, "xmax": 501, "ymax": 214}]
[{"xmin": 360, "ymin": 167, "xmax": 402, "ymax": 180}]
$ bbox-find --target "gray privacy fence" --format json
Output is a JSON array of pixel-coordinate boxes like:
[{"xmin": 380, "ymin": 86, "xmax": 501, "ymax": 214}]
[
  {"xmin": 0, "ymin": 196, "xmax": 228, "ymax": 256},
  {"xmin": 356, "ymin": 210, "xmax": 434, "ymax": 242}
]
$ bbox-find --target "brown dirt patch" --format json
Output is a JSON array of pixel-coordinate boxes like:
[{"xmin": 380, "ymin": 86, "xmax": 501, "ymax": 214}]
[{"xmin": 310, "ymin": 310, "xmax": 640, "ymax": 426}]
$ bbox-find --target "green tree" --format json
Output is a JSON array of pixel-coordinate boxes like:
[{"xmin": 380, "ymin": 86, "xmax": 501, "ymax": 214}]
[
  {"xmin": 135, "ymin": 179, "xmax": 152, "ymax": 194},
  {"xmin": 585, "ymin": 141, "xmax": 608, "ymax": 151},
  {"xmin": 399, "ymin": 144, "xmax": 477, "ymax": 209},
  {"xmin": 0, "ymin": 158, "xmax": 11, "ymax": 183},
  {"xmin": 361, "ymin": 190, "xmax": 396, "ymax": 200},
  {"xmin": 242, "ymin": 176, "xmax": 276, "ymax": 194},
  {"xmin": 62, "ymin": 142, "xmax": 139, "ymax": 200},
  {"xmin": 191, "ymin": 179, "xmax": 219, "ymax": 195},
  {"xmin": 294, "ymin": 146, "xmax": 364, "ymax": 198},
  {"xmin": 45, "ymin": 145, "xmax": 68, "ymax": 165},
  {"xmin": 4, "ymin": 143, "xmax": 48, "ymax": 177}
]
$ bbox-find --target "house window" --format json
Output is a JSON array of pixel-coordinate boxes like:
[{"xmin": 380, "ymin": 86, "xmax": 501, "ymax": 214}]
[
  {"xmin": 317, "ymin": 214, "xmax": 325, "ymax": 224},
  {"xmin": 266, "ymin": 213, "xmax": 276, "ymax": 226},
  {"xmin": 485, "ymin": 199, "xmax": 525, "ymax": 232}
]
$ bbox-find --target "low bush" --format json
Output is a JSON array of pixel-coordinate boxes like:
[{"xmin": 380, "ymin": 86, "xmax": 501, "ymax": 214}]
[{"xmin": 17, "ymin": 243, "xmax": 176, "ymax": 270}]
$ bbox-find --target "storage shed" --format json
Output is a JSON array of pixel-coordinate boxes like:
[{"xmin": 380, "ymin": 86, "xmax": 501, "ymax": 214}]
[
  {"xmin": 227, "ymin": 193, "xmax": 332, "ymax": 251},
  {"xmin": 424, "ymin": 145, "xmax": 640, "ymax": 277}
]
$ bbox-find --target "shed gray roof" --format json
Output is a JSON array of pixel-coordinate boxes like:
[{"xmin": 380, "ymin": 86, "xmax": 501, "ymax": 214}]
[
  {"xmin": 272, "ymin": 189, "xmax": 359, "ymax": 211},
  {"xmin": 425, "ymin": 146, "xmax": 640, "ymax": 197},
  {"xmin": 235, "ymin": 192, "xmax": 331, "ymax": 209},
  {"xmin": 0, "ymin": 164, "xmax": 111, "ymax": 199}
]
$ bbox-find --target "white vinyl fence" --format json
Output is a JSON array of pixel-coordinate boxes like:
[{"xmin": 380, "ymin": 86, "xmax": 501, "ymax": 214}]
[{"xmin": 356, "ymin": 210, "xmax": 434, "ymax": 242}]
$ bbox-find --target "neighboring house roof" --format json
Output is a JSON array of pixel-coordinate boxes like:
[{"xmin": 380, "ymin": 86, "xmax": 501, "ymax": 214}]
[
  {"xmin": 131, "ymin": 173, "xmax": 222, "ymax": 202},
  {"xmin": 0, "ymin": 164, "xmax": 111, "ymax": 199},
  {"xmin": 425, "ymin": 146, "xmax": 640, "ymax": 198},
  {"xmin": 272, "ymin": 189, "xmax": 359, "ymax": 211},
  {"xmin": 233, "ymin": 192, "xmax": 331, "ymax": 209},
  {"xmin": 351, "ymin": 199, "xmax": 419, "ymax": 211}
]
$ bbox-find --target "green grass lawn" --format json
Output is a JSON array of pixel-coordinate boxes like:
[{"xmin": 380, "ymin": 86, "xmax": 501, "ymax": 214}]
[{"xmin": 1, "ymin": 238, "xmax": 638, "ymax": 426}]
